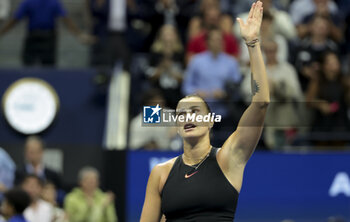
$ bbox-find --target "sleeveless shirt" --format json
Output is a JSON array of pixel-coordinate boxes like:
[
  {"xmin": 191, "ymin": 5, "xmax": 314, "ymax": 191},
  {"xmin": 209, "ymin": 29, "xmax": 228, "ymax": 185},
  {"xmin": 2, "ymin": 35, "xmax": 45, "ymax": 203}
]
[{"xmin": 161, "ymin": 147, "xmax": 239, "ymax": 221}]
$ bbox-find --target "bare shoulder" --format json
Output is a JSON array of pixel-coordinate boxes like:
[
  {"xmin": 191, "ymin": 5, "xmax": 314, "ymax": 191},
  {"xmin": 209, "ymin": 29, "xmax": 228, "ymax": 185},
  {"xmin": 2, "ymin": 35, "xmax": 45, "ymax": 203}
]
[
  {"xmin": 154, "ymin": 157, "xmax": 177, "ymax": 177},
  {"xmin": 151, "ymin": 157, "xmax": 178, "ymax": 193}
]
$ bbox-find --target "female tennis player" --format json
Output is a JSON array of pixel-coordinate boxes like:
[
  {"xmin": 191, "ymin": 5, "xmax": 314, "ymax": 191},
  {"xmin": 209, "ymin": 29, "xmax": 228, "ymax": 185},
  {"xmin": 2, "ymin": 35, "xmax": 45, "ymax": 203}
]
[{"xmin": 140, "ymin": 1, "xmax": 269, "ymax": 221}]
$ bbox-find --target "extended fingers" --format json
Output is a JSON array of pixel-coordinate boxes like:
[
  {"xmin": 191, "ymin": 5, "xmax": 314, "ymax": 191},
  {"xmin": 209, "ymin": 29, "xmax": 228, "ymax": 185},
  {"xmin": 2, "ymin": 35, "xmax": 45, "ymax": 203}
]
[
  {"xmin": 236, "ymin": 17, "xmax": 245, "ymax": 27},
  {"xmin": 248, "ymin": 2, "xmax": 255, "ymax": 19},
  {"xmin": 253, "ymin": 1, "xmax": 262, "ymax": 19}
]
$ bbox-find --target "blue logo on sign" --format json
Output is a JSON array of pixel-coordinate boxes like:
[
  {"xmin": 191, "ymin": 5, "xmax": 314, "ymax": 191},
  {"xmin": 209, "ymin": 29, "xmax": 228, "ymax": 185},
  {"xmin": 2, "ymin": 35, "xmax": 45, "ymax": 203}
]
[{"xmin": 143, "ymin": 104, "xmax": 162, "ymax": 123}]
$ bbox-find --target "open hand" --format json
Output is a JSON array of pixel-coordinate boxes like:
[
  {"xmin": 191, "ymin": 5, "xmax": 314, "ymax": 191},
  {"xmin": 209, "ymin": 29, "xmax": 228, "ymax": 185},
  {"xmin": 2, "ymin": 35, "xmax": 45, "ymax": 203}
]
[{"xmin": 236, "ymin": 1, "xmax": 263, "ymax": 42}]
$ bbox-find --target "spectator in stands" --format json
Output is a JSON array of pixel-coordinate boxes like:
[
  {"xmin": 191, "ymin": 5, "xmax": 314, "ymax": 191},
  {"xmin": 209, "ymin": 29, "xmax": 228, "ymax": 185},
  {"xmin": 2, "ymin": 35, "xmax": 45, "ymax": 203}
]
[
  {"xmin": 242, "ymin": 40, "xmax": 304, "ymax": 149},
  {"xmin": 41, "ymin": 181, "xmax": 67, "ymax": 222},
  {"xmin": 15, "ymin": 136, "xmax": 62, "ymax": 193},
  {"xmin": 0, "ymin": 0, "xmax": 10, "ymax": 23},
  {"xmin": 0, "ymin": 0, "xmax": 94, "ymax": 66},
  {"xmin": 183, "ymin": 28, "xmax": 241, "ymax": 118},
  {"xmin": 129, "ymin": 89, "xmax": 179, "ymax": 150},
  {"xmin": 146, "ymin": 24, "xmax": 184, "ymax": 108},
  {"xmin": 64, "ymin": 167, "xmax": 117, "ymax": 222},
  {"xmin": 296, "ymin": 0, "xmax": 344, "ymax": 42},
  {"xmin": 149, "ymin": 0, "xmax": 180, "ymax": 39},
  {"xmin": 85, "ymin": 0, "xmax": 131, "ymax": 70},
  {"xmin": 1, "ymin": 188, "xmax": 31, "ymax": 222},
  {"xmin": 0, "ymin": 147, "xmax": 15, "ymax": 202},
  {"xmin": 239, "ymin": 11, "xmax": 289, "ymax": 66},
  {"xmin": 186, "ymin": 5, "xmax": 239, "ymax": 63},
  {"xmin": 21, "ymin": 175, "xmax": 53, "ymax": 222},
  {"xmin": 292, "ymin": 15, "xmax": 338, "ymax": 91},
  {"xmin": 306, "ymin": 52, "xmax": 348, "ymax": 134},
  {"xmin": 289, "ymin": 0, "xmax": 339, "ymax": 25},
  {"xmin": 234, "ymin": 0, "xmax": 296, "ymax": 41}
]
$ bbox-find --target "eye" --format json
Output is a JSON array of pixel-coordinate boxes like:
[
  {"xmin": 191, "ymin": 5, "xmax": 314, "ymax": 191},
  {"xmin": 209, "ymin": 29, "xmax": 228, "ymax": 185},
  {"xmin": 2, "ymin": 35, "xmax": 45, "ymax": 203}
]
[{"xmin": 192, "ymin": 109, "xmax": 200, "ymax": 113}]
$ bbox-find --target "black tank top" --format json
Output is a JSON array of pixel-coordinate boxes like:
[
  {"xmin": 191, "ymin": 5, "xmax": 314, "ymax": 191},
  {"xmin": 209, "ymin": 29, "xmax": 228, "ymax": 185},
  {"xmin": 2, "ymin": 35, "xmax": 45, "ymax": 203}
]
[{"xmin": 161, "ymin": 147, "xmax": 239, "ymax": 222}]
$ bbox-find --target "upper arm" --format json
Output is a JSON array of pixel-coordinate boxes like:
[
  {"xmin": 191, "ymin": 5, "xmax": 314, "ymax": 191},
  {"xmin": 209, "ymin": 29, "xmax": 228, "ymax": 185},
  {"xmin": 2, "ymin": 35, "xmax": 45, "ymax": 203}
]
[
  {"xmin": 140, "ymin": 165, "xmax": 163, "ymax": 222},
  {"xmin": 222, "ymin": 103, "xmax": 268, "ymax": 165}
]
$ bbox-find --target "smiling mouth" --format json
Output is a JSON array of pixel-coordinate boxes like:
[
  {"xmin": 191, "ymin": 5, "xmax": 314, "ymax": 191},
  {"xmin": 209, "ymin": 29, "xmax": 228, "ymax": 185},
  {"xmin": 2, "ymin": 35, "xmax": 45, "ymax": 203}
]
[{"xmin": 184, "ymin": 123, "xmax": 196, "ymax": 130}]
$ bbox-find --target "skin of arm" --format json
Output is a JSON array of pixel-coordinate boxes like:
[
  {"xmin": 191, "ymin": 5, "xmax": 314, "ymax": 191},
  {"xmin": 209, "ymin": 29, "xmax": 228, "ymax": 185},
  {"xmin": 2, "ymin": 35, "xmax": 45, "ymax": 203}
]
[
  {"xmin": 220, "ymin": 1, "xmax": 270, "ymax": 170},
  {"xmin": 62, "ymin": 17, "xmax": 95, "ymax": 44},
  {"xmin": 0, "ymin": 19, "xmax": 18, "ymax": 37},
  {"xmin": 140, "ymin": 165, "xmax": 163, "ymax": 222}
]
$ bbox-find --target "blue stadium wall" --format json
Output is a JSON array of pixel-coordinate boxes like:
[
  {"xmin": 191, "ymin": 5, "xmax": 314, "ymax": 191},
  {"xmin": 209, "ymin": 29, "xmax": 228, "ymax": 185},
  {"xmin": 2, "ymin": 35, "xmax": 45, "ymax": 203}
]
[{"xmin": 126, "ymin": 151, "xmax": 350, "ymax": 222}]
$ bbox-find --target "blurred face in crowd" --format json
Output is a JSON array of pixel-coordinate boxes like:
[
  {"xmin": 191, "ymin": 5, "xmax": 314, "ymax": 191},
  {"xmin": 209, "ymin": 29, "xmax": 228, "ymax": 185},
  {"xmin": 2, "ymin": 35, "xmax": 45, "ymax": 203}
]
[
  {"xmin": 261, "ymin": 14, "xmax": 273, "ymax": 36},
  {"xmin": 207, "ymin": 30, "xmax": 223, "ymax": 55},
  {"xmin": 1, "ymin": 199, "xmax": 14, "ymax": 218},
  {"xmin": 25, "ymin": 138, "xmax": 43, "ymax": 166},
  {"xmin": 160, "ymin": 25, "xmax": 179, "ymax": 54},
  {"xmin": 314, "ymin": 0, "xmax": 329, "ymax": 6},
  {"xmin": 80, "ymin": 171, "xmax": 99, "ymax": 193},
  {"xmin": 310, "ymin": 17, "xmax": 329, "ymax": 39},
  {"xmin": 261, "ymin": 0, "xmax": 272, "ymax": 10},
  {"xmin": 22, "ymin": 177, "xmax": 42, "ymax": 202},
  {"xmin": 203, "ymin": 7, "xmax": 221, "ymax": 29},
  {"xmin": 41, "ymin": 183, "xmax": 57, "ymax": 205},
  {"xmin": 176, "ymin": 97, "xmax": 212, "ymax": 141},
  {"xmin": 146, "ymin": 95, "xmax": 166, "ymax": 108},
  {"xmin": 263, "ymin": 41, "xmax": 278, "ymax": 64},
  {"xmin": 160, "ymin": 25, "xmax": 177, "ymax": 44},
  {"xmin": 200, "ymin": 0, "xmax": 219, "ymax": 13},
  {"xmin": 323, "ymin": 53, "xmax": 340, "ymax": 80}
]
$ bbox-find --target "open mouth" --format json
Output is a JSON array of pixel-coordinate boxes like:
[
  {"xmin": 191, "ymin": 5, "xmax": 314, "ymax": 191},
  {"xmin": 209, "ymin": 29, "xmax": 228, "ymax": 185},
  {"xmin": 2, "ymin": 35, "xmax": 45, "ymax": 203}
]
[{"xmin": 184, "ymin": 123, "xmax": 196, "ymax": 130}]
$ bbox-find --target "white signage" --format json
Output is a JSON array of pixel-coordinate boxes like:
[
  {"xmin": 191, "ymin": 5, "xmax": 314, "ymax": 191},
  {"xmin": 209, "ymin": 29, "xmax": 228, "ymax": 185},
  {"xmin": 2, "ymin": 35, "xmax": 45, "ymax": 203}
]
[{"xmin": 2, "ymin": 78, "xmax": 59, "ymax": 134}]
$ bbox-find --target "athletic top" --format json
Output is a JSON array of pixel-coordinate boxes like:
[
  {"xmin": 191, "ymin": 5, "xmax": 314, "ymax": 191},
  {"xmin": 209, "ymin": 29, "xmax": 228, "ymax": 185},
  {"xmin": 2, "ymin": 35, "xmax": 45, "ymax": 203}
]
[{"xmin": 161, "ymin": 147, "xmax": 239, "ymax": 222}]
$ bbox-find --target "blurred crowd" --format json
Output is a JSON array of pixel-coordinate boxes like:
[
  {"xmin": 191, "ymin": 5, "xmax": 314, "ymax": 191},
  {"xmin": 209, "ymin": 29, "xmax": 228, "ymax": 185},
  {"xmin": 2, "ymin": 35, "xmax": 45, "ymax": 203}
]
[
  {"xmin": 0, "ymin": 137, "xmax": 118, "ymax": 222},
  {"xmin": 0, "ymin": 0, "xmax": 350, "ymax": 151}
]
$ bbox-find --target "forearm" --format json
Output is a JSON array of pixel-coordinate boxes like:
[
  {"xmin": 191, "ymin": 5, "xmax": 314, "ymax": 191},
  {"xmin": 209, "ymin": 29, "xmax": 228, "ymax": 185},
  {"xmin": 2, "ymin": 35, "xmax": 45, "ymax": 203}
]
[
  {"xmin": 0, "ymin": 19, "xmax": 18, "ymax": 36},
  {"xmin": 247, "ymin": 41, "xmax": 270, "ymax": 105},
  {"xmin": 62, "ymin": 17, "xmax": 82, "ymax": 37}
]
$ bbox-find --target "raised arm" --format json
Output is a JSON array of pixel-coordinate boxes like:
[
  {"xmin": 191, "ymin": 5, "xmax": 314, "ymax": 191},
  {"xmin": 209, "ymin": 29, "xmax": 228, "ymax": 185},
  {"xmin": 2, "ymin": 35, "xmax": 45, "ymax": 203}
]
[{"xmin": 222, "ymin": 1, "xmax": 270, "ymax": 164}]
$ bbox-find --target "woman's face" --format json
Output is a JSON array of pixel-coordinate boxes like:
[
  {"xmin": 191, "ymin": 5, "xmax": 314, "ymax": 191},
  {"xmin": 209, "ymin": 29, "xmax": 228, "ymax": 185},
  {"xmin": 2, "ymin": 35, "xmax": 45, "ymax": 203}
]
[
  {"xmin": 80, "ymin": 172, "xmax": 99, "ymax": 193},
  {"xmin": 160, "ymin": 26, "xmax": 177, "ymax": 43},
  {"xmin": 42, "ymin": 183, "xmax": 56, "ymax": 204},
  {"xmin": 323, "ymin": 53, "xmax": 340, "ymax": 80},
  {"xmin": 176, "ymin": 97, "xmax": 212, "ymax": 140},
  {"xmin": 311, "ymin": 17, "xmax": 329, "ymax": 38}
]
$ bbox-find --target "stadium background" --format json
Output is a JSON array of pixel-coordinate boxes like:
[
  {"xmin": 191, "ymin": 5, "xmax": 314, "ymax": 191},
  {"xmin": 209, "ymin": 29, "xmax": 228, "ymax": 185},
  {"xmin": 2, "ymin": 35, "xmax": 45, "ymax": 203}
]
[{"xmin": 0, "ymin": 0, "xmax": 350, "ymax": 221}]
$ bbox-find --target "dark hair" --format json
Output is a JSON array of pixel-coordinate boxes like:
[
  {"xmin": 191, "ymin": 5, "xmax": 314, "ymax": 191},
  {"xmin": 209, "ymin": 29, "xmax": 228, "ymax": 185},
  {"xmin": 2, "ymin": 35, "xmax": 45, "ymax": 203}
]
[
  {"xmin": 21, "ymin": 174, "xmax": 44, "ymax": 187},
  {"xmin": 177, "ymin": 94, "xmax": 212, "ymax": 114},
  {"xmin": 4, "ymin": 188, "xmax": 31, "ymax": 214},
  {"xmin": 142, "ymin": 88, "xmax": 165, "ymax": 106},
  {"xmin": 262, "ymin": 10, "xmax": 274, "ymax": 21}
]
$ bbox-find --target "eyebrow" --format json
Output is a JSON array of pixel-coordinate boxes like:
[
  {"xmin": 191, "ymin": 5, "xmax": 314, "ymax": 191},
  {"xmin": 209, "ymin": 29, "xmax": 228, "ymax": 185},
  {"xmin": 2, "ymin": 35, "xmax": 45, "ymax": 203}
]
[{"xmin": 177, "ymin": 106, "xmax": 201, "ymax": 113}]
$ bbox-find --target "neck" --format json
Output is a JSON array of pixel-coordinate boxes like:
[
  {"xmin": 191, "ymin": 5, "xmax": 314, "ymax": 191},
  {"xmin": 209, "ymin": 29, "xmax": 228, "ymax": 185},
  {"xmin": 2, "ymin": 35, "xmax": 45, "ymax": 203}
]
[
  {"xmin": 210, "ymin": 51, "xmax": 220, "ymax": 58},
  {"xmin": 183, "ymin": 133, "xmax": 211, "ymax": 165},
  {"xmin": 267, "ymin": 59, "xmax": 277, "ymax": 66},
  {"xmin": 30, "ymin": 162, "xmax": 41, "ymax": 168},
  {"xmin": 82, "ymin": 188, "xmax": 95, "ymax": 196}
]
